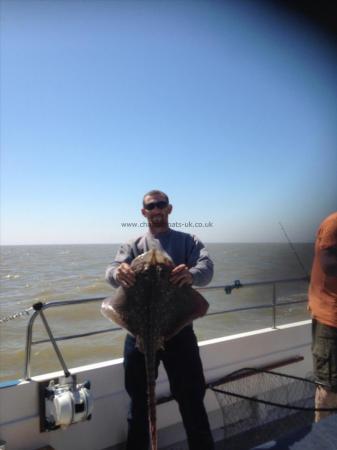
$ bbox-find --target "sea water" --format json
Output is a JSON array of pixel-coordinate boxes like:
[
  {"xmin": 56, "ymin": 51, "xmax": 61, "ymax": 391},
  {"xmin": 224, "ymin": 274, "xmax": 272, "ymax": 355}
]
[{"xmin": 0, "ymin": 243, "xmax": 313, "ymax": 381}]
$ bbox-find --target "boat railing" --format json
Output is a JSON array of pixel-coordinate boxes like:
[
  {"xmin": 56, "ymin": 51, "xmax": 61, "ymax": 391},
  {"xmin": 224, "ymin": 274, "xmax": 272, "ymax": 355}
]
[{"xmin": 24, "ymin": 276, "xmax": 309, "ymax": 380}]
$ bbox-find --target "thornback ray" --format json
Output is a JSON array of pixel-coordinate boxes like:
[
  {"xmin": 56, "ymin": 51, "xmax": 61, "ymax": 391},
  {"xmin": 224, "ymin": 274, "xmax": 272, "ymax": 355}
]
[{"xmin": 101, "ymin": 249, "xmax": 209, "ymax": 450}]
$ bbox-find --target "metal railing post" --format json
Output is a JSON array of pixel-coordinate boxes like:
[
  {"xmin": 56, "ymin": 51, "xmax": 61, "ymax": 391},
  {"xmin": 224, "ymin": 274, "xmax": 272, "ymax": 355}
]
[
  {"xmin": 24, "ymin": 311, "xmax": 39, "ymax": 380},
  {"xmin": 272, "ymin": 283, "xmax": 277, "ymax": 329},
  {"xmin": 24, "ymin": 304, "xmax": 71, "ymax": 380},
  {"xmin": 39, "ymin": 310, "xmax": 71, "ymax": 377}
]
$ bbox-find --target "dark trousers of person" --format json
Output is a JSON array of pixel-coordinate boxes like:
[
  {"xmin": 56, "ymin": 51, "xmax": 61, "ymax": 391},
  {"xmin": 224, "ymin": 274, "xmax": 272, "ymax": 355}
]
[
  {"xmin": 124, "ymin": 325, "xmax": 214, "ymax": 450},
  {"xmin": 312, "ymin": 318, "xmax": 337, "ymax": 422}
]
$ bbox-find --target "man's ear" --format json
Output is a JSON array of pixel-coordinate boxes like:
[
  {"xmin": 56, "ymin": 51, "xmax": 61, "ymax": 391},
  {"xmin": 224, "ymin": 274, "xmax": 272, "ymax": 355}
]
[
  {"xmin": 167, "ymin": 204, "xmax": 173, "ymax": 214},
  {"xmin": 141, "ymin": 208, "xmax": 147, "ymax": 218}
]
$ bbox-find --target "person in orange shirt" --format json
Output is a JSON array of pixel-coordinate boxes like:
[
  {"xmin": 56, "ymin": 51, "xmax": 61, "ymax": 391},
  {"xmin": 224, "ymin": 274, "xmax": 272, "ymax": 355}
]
[{"xmin": 308, "ymin": 211, "xmax": 337, "ymax": 421}]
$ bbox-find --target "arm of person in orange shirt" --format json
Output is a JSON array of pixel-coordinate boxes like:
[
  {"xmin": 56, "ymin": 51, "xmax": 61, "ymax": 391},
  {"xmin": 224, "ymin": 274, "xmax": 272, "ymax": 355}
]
[{"xmin": 320, "ymin": 246, "xmax": 337, "ymax": 277}]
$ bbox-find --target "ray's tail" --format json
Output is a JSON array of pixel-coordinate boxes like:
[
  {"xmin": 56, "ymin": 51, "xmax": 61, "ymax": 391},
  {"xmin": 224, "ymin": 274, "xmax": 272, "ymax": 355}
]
[{"xmin": 144, "ymin": 345, "xmax": 158, "ymax": 450}]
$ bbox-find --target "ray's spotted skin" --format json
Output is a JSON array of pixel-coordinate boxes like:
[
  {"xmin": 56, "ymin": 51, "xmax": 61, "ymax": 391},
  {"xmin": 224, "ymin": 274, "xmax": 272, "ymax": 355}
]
[{"xmin": 101, "ymin": 249, "xmax": 209, "ymax": 450}]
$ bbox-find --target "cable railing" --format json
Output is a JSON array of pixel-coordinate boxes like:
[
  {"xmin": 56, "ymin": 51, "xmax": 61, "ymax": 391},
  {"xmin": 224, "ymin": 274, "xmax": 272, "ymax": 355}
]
[{"xmin": 24, "ymin": 276, "xmax": 309, "ymax": 380}]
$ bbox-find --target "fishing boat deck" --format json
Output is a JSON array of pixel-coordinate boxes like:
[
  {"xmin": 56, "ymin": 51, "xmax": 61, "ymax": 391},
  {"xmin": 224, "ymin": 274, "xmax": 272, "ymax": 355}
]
[
  {"xmin": 101, "ymin": 408, "xmax": 315, "ymax": 449},
  {"xmin": 103, "ymin": 412, "xmax": 337, "ymax": 450},
  {"xmin": 251, "ymin": 412, "xmax": 337, "ymax": 450},
  {"xmin": 161, "ymin": 414, "xmax": 337, "ymax": 450},
  {"xmin": 23, "ymin": 413, "xmax": 336, "ymax": 450}
]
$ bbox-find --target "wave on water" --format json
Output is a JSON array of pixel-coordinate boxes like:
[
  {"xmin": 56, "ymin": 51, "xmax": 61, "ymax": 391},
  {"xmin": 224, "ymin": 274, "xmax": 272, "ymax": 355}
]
[
  {"xmin": 3, "ymin": 274, "xmax": 20, "ymax": 280},
  {"xmin": 80, "ymin": 281, "xmax": 111, "ymax": 295}
]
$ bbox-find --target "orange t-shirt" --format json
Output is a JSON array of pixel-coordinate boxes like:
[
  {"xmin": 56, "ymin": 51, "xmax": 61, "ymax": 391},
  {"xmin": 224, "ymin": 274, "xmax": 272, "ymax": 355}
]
[{"xmin": 308, "ymin": 211, "xmax": 337, "ymax": 327}]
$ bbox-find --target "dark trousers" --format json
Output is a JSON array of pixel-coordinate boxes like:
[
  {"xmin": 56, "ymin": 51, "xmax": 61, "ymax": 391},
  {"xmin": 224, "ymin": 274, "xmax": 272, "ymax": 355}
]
[
  {"xmin": 124, "ymin": 325, "xmax": 214, "ymax": 450},
  {"xmin": 312, "ymin": 318, "xmax": 337, "ymax": 391}
]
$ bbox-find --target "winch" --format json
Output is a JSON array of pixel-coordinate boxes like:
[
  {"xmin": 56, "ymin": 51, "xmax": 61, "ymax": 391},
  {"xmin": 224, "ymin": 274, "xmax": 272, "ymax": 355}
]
[{"xmin": 40, "ymin": 375, "xmax": 93, "ymax": 431}]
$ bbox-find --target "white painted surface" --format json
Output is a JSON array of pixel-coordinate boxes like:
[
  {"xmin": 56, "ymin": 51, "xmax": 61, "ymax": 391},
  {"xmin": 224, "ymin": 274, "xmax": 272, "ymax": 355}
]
[{"xmin": 0, "ymin": 320, "xmax": 312, "ymax": 450}]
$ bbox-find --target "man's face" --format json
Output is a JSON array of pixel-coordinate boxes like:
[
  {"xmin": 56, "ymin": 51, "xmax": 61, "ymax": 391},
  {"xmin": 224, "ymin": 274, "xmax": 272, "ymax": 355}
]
[{"xmin": 141, "ymin": 194, "xmax": 172, "ymax": 228}]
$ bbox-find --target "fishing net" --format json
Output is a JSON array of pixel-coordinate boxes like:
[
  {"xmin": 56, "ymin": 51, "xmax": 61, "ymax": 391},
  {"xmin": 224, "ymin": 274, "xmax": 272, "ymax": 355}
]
[{"xmin": 209, "ymin": 368, "xmax": 337, "ymax": 449}]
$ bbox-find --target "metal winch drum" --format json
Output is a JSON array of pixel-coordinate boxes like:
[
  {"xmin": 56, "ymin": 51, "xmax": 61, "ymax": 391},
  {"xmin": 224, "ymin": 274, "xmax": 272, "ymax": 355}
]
[{"xmin": 39, "ymin": 375, "xmax": 93, "ymax": 431}]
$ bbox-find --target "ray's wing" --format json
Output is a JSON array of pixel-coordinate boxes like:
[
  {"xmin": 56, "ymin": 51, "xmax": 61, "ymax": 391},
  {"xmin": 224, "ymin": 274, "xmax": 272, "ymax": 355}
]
[
  {"xmin": 101, "ymin": 271, "xmax": 153, "ymax": 337},
  {"xmin": 101, "ymin": 288, "xmax": 129, "ymax": 329},
  {"xmin": 158, "ymin": 285, "xmax": 209, "ymax": 340}
]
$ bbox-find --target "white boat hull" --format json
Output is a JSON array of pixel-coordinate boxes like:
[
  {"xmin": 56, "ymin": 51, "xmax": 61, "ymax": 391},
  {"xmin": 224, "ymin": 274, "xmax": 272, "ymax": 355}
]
[{"xmin": 0, "ymin": 320, "xmax": 312, "ymax": 450}]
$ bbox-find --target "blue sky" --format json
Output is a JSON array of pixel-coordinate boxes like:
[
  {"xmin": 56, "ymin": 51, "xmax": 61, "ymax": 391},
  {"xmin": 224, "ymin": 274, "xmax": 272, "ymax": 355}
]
[{"xmin": 1, "ymin": 0, "xmax": 336, "ymax": 245}]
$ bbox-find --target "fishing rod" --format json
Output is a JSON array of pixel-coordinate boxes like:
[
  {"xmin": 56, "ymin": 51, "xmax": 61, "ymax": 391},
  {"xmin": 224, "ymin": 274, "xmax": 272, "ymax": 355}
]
[{"xmin": 278, "ymin": 222, "xmax": 310, "ymax": 281}]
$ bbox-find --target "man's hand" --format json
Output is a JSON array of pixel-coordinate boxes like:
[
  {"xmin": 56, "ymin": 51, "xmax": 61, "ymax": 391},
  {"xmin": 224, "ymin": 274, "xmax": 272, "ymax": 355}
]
[
  {"xmin": 170, "ymin": 264, "xmax": 193, "ymax": 287},
  {"xmin": 116, "ymin": 263, "xmax": 136, "ymax": 287}
]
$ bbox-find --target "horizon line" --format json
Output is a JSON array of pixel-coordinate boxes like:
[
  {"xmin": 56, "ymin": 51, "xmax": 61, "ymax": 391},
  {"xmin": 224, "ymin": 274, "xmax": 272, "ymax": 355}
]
[{"xmin": 0, "ymin": 241, "xmax": 315, "ymax": 247}]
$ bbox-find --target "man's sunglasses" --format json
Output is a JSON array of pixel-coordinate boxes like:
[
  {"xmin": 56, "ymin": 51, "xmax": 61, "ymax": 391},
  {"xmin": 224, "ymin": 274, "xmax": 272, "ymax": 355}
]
[{"xmin": 144, "ymin": 201, "xmax": 168, "ymax": 211}]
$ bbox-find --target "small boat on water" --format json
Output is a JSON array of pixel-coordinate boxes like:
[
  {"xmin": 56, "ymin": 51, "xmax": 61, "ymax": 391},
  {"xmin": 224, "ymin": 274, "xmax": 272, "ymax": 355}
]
[{"xmin": 0, "ymin": 276, "xmax": 320, "ymax": 450}]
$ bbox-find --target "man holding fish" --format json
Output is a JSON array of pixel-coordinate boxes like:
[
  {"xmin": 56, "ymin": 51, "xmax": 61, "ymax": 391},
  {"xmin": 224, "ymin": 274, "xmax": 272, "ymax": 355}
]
[{"xmin": 104, "ymin": 190, "xmax": 215, "ymax": 450}]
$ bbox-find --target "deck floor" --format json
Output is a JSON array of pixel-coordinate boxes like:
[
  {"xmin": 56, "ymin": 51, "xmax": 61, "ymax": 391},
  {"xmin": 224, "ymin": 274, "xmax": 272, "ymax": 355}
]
[{"xmin": 103, "ymin": 411, "xmax": 315, "ymax": 450}]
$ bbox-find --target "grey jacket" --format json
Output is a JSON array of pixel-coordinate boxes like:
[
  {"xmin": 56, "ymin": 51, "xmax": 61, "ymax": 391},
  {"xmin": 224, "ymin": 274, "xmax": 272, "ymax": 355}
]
[{"xmin": 105, "ymin": 229, "xmax": 213, "ymax": 288}]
